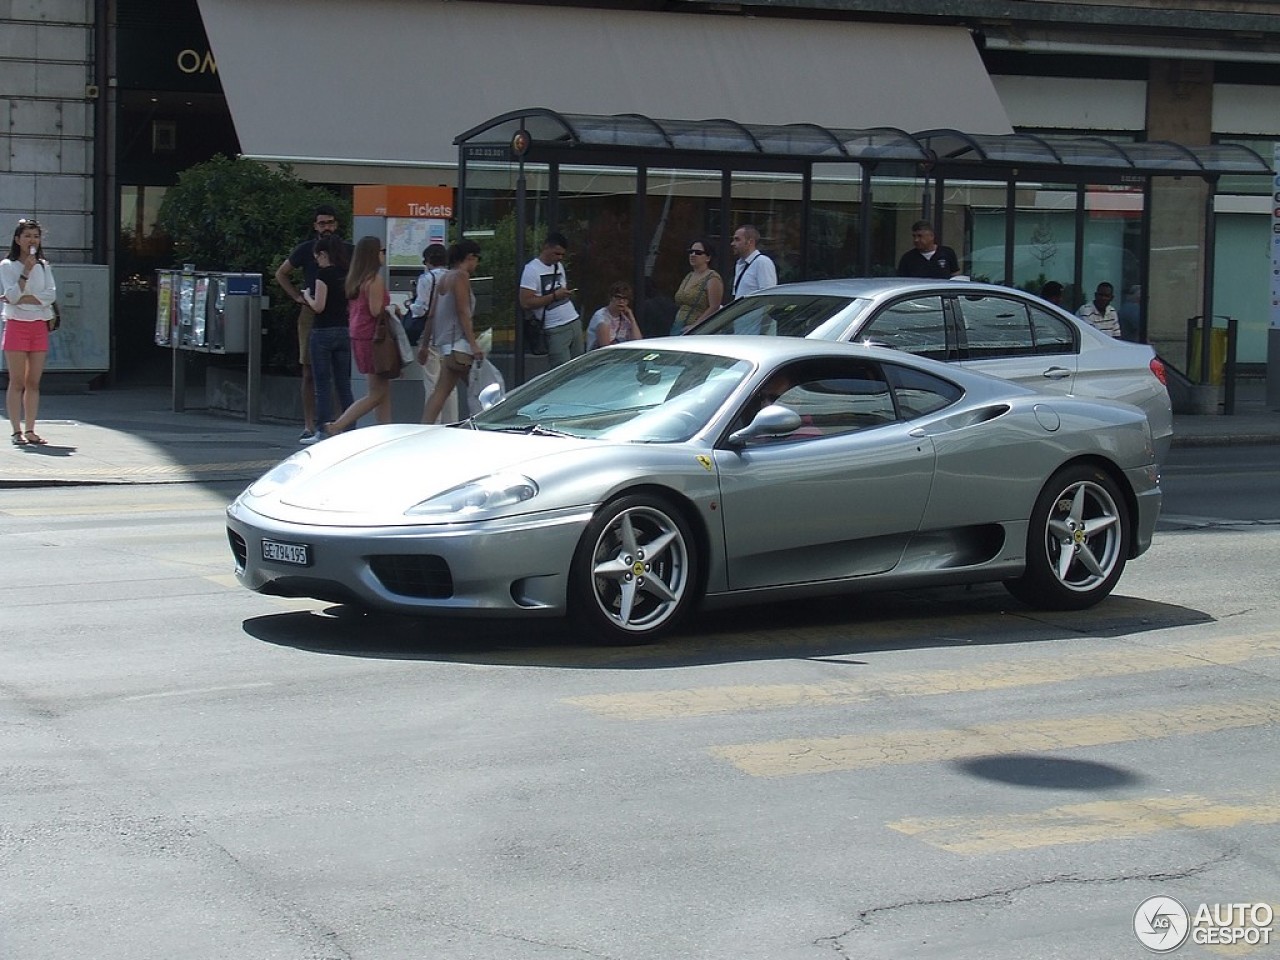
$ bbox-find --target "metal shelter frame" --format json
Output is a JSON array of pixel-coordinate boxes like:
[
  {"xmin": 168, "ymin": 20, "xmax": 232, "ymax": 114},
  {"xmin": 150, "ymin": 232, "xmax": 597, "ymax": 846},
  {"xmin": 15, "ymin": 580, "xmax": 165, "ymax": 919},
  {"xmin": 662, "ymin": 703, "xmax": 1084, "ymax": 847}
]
[{"xmin": 455, "ymin": 107, "xmax": 1272, "ymax": 384}]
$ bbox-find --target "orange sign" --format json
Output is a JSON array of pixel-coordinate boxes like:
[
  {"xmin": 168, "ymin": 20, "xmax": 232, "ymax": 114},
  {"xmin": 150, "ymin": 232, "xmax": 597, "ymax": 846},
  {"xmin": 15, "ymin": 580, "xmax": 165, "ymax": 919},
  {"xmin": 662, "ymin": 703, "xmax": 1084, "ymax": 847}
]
[{"xmin": 353, "ymin": 185, "xmax": 454, "ymax": 219}]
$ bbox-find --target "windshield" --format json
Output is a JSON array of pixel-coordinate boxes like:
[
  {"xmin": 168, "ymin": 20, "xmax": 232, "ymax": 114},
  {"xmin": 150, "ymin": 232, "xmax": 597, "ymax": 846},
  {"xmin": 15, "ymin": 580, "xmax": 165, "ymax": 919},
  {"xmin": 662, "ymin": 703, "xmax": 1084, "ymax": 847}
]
[
  {"xmin": 471, "ymin": 348, "xmax": 753, "ymax": 442},
  {"xmin": 691, "ymin": 294, "xmax": 863, "ymax": 339}
]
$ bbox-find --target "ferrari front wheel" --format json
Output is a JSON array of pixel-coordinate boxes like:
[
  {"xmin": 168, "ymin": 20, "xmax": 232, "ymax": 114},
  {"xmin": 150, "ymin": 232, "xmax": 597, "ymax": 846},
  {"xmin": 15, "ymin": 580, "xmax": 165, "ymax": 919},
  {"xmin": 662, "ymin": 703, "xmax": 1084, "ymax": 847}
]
[{"xmin": 570, "ymin": 494, "xmax": 699, "ymax": 644}]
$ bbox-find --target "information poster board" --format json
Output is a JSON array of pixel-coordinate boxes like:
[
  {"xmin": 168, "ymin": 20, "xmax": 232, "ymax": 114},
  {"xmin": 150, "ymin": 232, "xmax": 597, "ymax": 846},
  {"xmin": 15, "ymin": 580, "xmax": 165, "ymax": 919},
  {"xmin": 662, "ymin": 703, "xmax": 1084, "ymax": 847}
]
[{"xmin": 387, "ymin": 216, "xmax": 448, "ymax": 267}]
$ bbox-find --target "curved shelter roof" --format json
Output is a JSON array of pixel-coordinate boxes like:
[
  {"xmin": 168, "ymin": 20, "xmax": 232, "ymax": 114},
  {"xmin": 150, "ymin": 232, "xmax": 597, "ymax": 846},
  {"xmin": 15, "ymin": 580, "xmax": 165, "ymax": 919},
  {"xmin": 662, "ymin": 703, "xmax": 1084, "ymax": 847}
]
[{"xmin": 457, "ymin": 107, "xmax": 1272, "ymax": 177}]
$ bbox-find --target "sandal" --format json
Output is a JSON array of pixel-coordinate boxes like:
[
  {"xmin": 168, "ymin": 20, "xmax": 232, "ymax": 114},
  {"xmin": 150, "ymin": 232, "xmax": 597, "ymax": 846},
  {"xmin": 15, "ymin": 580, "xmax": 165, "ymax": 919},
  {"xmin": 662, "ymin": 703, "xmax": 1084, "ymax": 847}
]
[
  {"xmin": 23, "ymin": 431, "xmax": 47, "ymax": 445},
  {"xmin": 10, "ymin": 431, "xmax": 26, "ymax": 446}
]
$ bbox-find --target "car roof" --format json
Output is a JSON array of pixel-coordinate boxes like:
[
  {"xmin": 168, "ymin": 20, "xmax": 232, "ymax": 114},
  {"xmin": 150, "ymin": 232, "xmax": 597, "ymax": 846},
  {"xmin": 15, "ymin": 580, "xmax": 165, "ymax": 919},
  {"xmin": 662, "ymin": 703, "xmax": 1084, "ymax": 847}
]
[
  {"xmin": 739, "ymin": 276, "xmax": 1038, "ymax": 302},
  {"xmin": 722, "ymin": 276, "xmax": 1129, "ymax": 348},
  {"xmin": 606, "ymin": 335, "xmax": 1037, "ymax": 397}
]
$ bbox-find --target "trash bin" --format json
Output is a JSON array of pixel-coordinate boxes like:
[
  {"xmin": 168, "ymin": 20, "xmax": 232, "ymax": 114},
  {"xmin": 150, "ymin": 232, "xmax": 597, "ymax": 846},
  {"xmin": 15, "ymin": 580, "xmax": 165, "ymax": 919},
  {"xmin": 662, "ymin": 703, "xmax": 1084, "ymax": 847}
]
[{"xmin": 1188, "ymin": 326, "xmax": 1228, "ymax": 385}]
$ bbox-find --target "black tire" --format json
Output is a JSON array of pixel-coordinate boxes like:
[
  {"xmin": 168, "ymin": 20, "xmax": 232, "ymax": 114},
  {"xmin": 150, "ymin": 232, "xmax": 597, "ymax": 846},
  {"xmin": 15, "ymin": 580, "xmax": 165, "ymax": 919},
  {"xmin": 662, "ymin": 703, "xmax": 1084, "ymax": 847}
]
[
  {"xmin": 1005, "ymin": 463, "xmax": 1130, "ymax": 610},
  {"xmin": 569, "ymin": 493, "xmax": 699, "ymax": 644}
]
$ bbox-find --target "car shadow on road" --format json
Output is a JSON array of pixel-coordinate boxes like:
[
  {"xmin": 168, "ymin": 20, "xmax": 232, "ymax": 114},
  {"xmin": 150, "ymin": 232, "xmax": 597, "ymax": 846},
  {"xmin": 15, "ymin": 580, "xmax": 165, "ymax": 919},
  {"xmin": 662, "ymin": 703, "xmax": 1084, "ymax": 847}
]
[{"xmin": 242, "ymin": 584, "xmax": 1214, "ymax": 668}]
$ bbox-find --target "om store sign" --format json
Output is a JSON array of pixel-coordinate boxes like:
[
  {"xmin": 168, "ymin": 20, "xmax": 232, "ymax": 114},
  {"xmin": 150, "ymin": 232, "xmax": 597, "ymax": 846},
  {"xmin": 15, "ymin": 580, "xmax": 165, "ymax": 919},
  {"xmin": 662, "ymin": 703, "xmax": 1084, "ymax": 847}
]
[{"xmin": 353, "ymin": 185, "xmax": 454, "ymax": 219}]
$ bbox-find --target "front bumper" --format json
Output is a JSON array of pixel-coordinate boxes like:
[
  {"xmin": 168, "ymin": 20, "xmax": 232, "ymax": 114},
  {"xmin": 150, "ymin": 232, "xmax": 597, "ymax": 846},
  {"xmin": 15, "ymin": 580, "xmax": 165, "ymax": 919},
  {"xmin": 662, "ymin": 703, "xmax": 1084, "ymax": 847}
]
[{"xmin": 226, "ymin": 498, "xmax": 593, "ymax": 616}]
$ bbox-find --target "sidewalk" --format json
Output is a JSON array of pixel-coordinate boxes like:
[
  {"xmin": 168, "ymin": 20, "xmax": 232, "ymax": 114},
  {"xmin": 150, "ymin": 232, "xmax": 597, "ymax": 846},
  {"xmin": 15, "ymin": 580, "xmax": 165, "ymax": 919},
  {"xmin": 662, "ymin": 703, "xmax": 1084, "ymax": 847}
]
[
  {"xmin": 1, "ymin": 386, "xmax": 303, "ymax": 488},
  {"xmin": 2, "ymin": 383, "xmax": 1278, "ymax": 488}
]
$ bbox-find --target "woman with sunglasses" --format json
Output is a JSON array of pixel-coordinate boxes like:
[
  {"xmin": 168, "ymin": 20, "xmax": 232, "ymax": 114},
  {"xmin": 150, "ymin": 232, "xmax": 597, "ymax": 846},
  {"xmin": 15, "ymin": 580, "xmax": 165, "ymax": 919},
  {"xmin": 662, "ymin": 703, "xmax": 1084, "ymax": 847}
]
[
  {"xmin": 1, "ymin": 218, "xmax": 57, "ymax": 445},
  {"xmin": 670, "ymin": 239, "xmax": 723, "ymax": 336}
]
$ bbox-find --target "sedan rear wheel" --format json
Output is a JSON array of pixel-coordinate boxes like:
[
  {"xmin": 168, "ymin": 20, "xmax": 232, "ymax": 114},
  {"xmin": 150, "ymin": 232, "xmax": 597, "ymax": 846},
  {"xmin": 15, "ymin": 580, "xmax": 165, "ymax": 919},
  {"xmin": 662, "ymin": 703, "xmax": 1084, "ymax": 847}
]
[
  {"xmin": 571, "ymin": 494, "xmax": 698, "ymax": 643},
  {"xmin": 1006, "ymin": 464, "xmax": 1129, "ymax": 610}
]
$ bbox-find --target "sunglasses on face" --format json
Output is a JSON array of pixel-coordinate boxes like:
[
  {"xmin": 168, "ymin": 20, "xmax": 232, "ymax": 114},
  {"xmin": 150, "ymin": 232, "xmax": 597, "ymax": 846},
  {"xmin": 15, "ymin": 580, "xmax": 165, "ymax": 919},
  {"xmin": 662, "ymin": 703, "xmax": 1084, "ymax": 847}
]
[
  {"xmin": 316, "ymin": 218, "xmax": 337, "ymax": 227},
  {"xmin": 688, "ymin": 248, "xmax": 707, "ymax": 255}
]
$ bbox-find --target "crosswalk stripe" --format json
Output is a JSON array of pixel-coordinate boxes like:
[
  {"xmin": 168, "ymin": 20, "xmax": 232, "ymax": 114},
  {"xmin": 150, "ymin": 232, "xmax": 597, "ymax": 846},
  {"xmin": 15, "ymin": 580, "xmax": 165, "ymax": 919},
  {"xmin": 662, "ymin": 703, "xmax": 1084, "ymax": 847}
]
[
  {"xmin": 565, "ymin": 632, "xmax": 1280, "ymax": 720},
  {"xmin": 887, "ymin": 793, "xmax": 1280, "ymax": 854},
  {"xmin": 710, "ymin": 700, "xmax": 1280, "ymax": 777}
]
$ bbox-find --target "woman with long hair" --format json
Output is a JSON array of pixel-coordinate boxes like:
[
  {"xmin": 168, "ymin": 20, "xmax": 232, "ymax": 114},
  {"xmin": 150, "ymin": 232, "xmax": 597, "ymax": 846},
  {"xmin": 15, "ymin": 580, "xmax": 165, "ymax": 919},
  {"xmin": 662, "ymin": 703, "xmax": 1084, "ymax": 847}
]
[
  {"xmin": 323, "ymin": 236, "xmax": 393, "ymax": 435},
  {"xmin": 1, "ymin": 218, "xmax": 57, "ymax": 445},
  {"xmin": 421, "ymin": 239, "xmax": 484, "ymax": 425},
  {"xmin": 299, "ymin": 234, "xmax": 354, "ymax": 443}
]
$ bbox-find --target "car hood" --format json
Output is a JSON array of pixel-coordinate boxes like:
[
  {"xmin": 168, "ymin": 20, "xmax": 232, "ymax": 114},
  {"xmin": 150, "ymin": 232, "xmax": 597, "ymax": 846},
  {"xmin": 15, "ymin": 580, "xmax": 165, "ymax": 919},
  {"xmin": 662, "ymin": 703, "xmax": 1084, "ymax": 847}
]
[{"xmin": 274, "ymin": 425, "xmax": 599, "ymax": 517}]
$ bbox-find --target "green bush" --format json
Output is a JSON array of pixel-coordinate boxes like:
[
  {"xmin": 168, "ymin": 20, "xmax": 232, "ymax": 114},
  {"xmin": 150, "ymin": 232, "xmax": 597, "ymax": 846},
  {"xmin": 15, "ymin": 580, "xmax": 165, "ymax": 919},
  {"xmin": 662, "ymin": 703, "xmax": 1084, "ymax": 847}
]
[{"xmin": 157, "ymin": 154, "xmax": 348, "ymax": 371}]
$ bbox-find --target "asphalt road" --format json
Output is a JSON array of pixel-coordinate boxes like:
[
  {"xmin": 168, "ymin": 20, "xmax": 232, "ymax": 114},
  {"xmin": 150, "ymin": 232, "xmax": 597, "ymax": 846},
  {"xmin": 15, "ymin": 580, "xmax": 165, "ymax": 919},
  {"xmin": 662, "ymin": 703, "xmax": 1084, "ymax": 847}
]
[
  {"xmin": 1159, "ymin": 445, "xmax": 1280, "ymax": 525},
  {"xmin": 2, "ymin": 467, "xmax": 1278, "ymax": 960}
]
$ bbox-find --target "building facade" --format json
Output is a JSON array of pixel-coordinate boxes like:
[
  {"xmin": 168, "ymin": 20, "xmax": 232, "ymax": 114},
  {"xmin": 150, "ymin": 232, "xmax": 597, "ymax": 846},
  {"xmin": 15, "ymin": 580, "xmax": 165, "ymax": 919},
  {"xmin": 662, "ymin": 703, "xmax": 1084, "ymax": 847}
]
[{"xmin": 3, "ymin": 0, "xmax": 1278, "ymax": 379}]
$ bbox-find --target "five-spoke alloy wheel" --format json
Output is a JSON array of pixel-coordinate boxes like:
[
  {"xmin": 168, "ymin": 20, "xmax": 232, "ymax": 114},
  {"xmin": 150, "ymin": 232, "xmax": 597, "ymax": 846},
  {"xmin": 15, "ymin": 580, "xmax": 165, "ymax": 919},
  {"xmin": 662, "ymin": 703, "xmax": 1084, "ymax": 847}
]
[
  {"xmin": 1006, "ymin": 464, "xmax": 1130, "ymax": 610},
  {"xmin": 571, "ymin": 494, "xmax": 699, "ymax": 643}
]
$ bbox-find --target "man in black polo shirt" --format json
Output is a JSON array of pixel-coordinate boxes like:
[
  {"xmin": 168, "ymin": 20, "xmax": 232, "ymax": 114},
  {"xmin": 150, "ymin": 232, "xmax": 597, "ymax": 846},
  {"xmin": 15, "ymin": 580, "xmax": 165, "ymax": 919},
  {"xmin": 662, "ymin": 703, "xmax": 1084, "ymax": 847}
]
[
  {"xmin": 896, "ymin": 220, "xmax": 960, "ymax": 279},
  {"xmin": 274, "ymin": 205, "xmax": 352, "ymax": 442}
]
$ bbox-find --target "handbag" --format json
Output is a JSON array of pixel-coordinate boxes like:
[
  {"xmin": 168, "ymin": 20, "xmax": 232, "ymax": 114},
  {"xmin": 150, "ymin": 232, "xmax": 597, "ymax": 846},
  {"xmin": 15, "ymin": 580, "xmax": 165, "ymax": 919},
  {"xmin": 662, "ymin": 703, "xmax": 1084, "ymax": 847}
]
[
  {"xmin": 443, "ymin": 337, "xmax": 474, "ymax": 374},
  {"xmin": 524, "ymin": 310, "xmax": 548, "ymax": 355},
  {"xmin": 47, "ymin": 301, "xmax": 61, "ymax": 332},
  {"xmin": 371, "ymin": 311, "xmax": 405, "ymax": 379}
]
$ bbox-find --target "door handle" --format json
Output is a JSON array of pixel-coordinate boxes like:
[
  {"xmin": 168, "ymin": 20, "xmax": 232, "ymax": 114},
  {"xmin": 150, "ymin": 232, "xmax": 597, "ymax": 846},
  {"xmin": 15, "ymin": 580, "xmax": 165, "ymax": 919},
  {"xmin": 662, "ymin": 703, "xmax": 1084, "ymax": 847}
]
[{"xmin": 1042, "ymin": 367, "xmax": 1072, "ymax": 380}]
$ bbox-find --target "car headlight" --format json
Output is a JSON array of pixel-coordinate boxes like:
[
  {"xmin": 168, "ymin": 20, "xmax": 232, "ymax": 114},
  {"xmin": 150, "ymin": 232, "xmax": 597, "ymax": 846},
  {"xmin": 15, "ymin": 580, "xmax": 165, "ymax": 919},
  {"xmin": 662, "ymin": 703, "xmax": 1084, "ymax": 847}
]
[
  {"xmin": 246, "ymin": 451, "xmax": 311, "ymax": 498},
  {"xmin": 406, "ymin": 473, "xmax": 539, "ymax": 517}
]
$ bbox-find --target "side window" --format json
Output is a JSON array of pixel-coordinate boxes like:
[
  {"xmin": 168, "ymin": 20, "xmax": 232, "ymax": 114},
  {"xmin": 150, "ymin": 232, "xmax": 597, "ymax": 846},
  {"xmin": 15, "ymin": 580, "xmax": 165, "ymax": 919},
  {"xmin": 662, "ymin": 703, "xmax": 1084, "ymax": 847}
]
[
  {"xmin": 858, "ymin": 296, "xmax": 949, "ymax": 360},
  {"xmin": 1029, "ymin": 305, "xmax": 1077, "ymax": 355},
  {"xmin": 883, "ymin": 363, "xmax": 965, "ymax": 420},
  {"xmin": 954, "ymin": 295, "xmax": 1035, "ymax": 359},
  {"xmin": 740, "ymin": 360, "xmax": 896, "ymax": 441}
]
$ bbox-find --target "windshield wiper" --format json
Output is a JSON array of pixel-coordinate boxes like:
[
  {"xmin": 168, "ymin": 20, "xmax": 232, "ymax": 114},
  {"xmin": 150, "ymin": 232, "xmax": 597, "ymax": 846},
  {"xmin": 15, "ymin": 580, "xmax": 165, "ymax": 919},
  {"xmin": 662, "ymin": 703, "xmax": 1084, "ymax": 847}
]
[{"xmin": 492, "ymin": 423, "xmax": 575, "ymax": 438}]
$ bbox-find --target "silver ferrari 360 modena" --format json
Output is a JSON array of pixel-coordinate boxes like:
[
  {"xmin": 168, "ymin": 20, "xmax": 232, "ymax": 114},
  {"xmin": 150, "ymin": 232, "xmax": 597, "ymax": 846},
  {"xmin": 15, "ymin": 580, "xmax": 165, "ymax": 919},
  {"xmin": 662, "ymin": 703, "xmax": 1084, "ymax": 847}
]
[{"xmin": 226, "ymin": 338, "xmax": 1161, "ymax": 643}]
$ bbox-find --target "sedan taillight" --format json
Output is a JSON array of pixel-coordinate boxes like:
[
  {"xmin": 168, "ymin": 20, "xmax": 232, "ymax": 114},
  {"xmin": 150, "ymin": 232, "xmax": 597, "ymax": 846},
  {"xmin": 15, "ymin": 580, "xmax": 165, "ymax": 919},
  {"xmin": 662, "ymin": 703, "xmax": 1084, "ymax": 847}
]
[{"xmin": 1149, "ymin": 357, "xmax": 1168, "ymax": 386}]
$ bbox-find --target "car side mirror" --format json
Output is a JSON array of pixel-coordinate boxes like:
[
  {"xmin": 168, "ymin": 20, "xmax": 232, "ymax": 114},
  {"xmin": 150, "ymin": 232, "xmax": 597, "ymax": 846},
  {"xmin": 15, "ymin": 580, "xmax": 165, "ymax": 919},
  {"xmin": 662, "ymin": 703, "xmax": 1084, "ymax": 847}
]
[
  {"xmin": 726, "ymin": 404, "xmax": 803, "ymax": 447},
  {"xmin": 477, "ymin": 383, "xmax": 504, "ymax": 410}
]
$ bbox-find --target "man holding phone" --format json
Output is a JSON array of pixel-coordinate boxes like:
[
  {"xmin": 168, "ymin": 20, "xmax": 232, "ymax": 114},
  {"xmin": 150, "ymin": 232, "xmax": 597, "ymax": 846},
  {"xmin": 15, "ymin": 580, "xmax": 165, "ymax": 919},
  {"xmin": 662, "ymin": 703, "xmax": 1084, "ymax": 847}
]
[{"xmin": 519, "ymin": 231, "xmax": 580, "ymax": 367}]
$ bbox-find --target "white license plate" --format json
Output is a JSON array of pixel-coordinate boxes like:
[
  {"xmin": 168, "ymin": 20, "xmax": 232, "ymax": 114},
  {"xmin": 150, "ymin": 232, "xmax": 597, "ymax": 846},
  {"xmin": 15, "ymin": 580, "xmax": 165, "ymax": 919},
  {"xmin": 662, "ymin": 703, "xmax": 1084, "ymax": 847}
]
[{"xmin": 261, "ymin": 539, "xmax": 311, "ymax": 566}]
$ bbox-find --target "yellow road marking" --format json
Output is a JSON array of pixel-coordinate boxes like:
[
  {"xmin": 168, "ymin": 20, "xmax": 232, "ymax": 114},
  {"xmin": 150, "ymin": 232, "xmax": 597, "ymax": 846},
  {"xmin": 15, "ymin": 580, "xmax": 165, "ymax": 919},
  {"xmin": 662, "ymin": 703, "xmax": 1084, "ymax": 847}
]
[
  {"xmin": 565, "ymin": 632, "xmax": 1280, "ymax": 720},
  {"xmin": 710, "ymin": 700, "xmax": 1280, "ymax": 777},
  {"xmin": 888, "ymin": 793, "xmax": 1280, "ymax": 854}
]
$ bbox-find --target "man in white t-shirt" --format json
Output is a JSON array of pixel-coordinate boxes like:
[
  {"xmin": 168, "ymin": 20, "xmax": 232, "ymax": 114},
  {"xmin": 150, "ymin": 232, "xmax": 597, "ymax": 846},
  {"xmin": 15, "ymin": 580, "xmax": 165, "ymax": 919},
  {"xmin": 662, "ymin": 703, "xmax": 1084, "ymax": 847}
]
[
  {"xmin": 728, "ymin": 224, "xmax": 779, "ymax": 334},
  {"xmin": 519, "ymin": 232, "xmax": 581, "ymax": 367}
]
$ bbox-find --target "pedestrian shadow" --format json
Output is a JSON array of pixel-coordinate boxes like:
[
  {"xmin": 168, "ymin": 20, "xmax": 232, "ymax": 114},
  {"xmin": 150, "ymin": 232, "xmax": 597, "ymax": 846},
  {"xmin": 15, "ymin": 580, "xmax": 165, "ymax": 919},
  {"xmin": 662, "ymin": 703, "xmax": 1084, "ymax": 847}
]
[
  {"xmin": 241, "ymin": 585, "xmax": 1214, "ymax": 669},
  {"xmin": 16, "ymin": 441, "xmax": 77, "ymax": 457}
]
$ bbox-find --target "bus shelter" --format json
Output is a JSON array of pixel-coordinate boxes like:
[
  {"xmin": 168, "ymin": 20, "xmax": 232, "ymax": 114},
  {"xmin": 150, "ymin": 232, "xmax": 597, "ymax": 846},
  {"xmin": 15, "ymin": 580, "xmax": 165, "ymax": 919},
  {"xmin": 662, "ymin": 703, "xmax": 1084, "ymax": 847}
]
[{"xmin": 455, "ymin": 108, "xmax": 1271, "ymax": 385}]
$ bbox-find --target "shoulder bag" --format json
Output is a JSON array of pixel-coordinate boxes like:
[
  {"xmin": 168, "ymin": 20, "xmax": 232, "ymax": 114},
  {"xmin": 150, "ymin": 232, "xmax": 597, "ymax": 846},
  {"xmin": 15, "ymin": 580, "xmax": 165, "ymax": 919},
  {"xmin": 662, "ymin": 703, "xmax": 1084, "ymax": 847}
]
[
  {"xmin": 47, "ymin": 301, "xmax": 61, "ymax": 332},
  {"xmin": 372, "ymin": 310, "xmax": 405, "ymax": 379}
]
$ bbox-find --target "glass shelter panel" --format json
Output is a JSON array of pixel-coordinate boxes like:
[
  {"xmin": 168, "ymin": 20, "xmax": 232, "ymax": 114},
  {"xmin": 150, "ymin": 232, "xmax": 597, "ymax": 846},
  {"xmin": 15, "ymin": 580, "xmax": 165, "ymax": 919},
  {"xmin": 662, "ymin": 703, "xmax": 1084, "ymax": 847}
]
[
  {"xmin": 807, "ymin": 163, "xmax": 865, "ymax": 280},
  {"xmin": 642, "ymin": 168, "xmax": 726, "ymax": 336},
  {"xmin": 461, "ymin": 159, "xmax": 554, "ymax": 352},
  {"xmin": 730, "ymin": 172, "xmax": 804, "ymax": 284},
  {"xmin": 868, "ymin": 163, "xmax": 935, "ymax": 278}
]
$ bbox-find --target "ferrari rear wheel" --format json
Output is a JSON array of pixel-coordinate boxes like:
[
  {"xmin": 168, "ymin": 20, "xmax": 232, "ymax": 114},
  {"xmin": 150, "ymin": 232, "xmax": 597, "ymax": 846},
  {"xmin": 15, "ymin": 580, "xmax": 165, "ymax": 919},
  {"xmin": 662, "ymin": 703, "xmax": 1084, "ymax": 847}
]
[
  {"xmin": 1006, "ymin": 464, "xmax": 1129, "ymax": 610},
  {"xmin": 570, "ymin": 494, "xmax": 699, "ymax": 643}
]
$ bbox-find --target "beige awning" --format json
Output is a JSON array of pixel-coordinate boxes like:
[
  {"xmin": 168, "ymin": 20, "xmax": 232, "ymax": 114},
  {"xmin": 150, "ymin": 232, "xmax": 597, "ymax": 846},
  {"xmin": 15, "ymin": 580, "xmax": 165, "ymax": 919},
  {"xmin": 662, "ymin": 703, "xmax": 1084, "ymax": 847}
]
[{"xmin": 196, "ymin": 0, "xmax": 1012, "ymax": 177}]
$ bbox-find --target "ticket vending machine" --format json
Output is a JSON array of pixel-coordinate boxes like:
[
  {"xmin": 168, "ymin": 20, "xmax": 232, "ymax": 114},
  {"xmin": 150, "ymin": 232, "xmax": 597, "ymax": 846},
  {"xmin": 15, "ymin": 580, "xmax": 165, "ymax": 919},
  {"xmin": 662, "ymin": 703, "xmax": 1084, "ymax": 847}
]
[{"xmin": 353, "ymin": 184, "xmax": 453, "ymax": 301}]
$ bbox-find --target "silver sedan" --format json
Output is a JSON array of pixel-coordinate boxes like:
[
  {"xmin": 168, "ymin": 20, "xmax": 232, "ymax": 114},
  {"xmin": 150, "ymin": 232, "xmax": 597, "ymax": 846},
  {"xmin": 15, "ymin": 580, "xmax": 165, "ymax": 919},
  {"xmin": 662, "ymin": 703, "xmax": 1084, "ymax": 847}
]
[
  {"xmin": 690, "ymin": 278, "xmax": 1174, "ymax": 464},
  {"xmin": 226, "ymin": 338, "xmax": 1161, "ymax": 643}
]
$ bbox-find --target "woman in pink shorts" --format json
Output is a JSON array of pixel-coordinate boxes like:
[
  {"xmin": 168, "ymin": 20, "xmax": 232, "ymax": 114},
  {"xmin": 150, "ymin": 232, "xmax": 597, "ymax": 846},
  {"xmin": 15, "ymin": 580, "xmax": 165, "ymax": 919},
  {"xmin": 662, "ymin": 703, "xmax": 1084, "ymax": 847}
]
[
  {"xmin": 323, "ymin": 236, "xmax": 394, "ymax": 435},
  {"xmin": 1, "ymin": 217, "xmax": 57, "ymax": 445}
]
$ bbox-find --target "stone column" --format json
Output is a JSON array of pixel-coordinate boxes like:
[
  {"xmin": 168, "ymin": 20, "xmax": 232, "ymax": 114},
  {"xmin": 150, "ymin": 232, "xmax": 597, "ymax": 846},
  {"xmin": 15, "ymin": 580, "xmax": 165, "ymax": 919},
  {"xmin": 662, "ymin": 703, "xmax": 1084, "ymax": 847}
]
[{"xmin": 1145, "ymin": 59, "xmax": 1214, "ymax": 373}]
